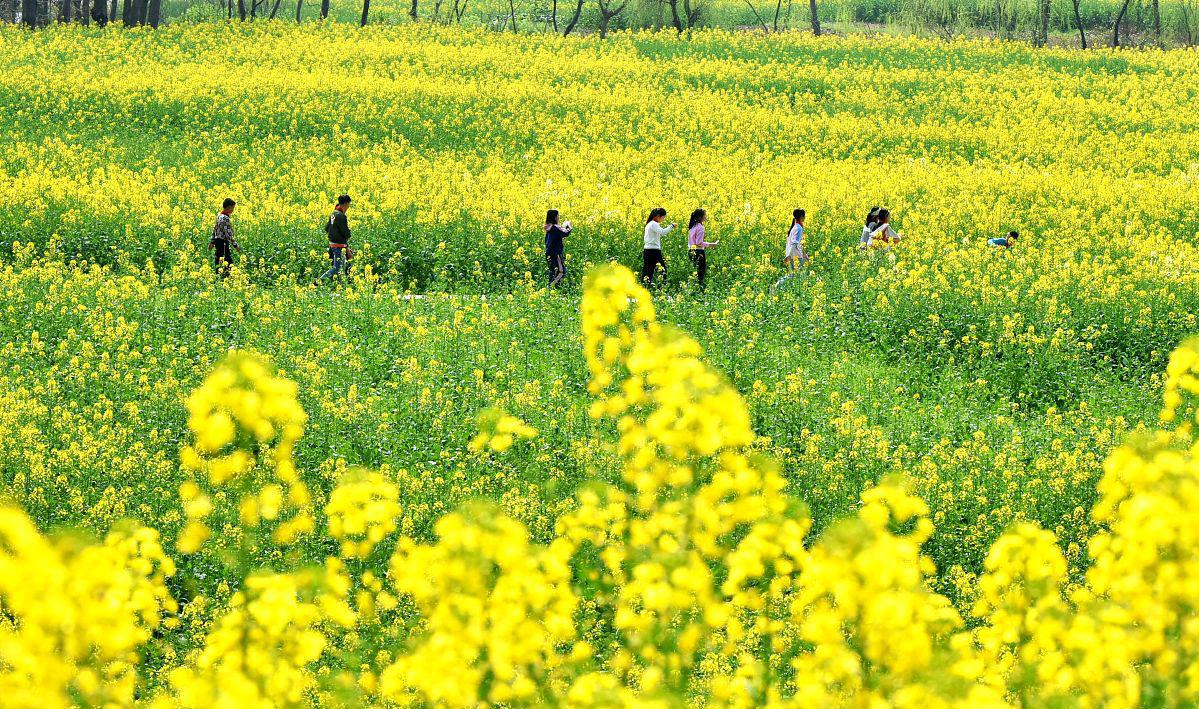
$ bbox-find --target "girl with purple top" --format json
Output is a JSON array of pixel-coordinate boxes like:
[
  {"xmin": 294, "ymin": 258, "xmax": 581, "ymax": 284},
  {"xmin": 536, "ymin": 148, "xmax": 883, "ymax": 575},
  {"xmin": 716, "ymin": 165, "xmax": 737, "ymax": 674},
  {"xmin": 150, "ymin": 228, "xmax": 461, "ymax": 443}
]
[
  {"xmin": 544, "ymin": 209, "xmax": 571, "ymax": 287},
  {"xmin": 687, "ymin": 208, "xmax": 719, "ymax": 288}
]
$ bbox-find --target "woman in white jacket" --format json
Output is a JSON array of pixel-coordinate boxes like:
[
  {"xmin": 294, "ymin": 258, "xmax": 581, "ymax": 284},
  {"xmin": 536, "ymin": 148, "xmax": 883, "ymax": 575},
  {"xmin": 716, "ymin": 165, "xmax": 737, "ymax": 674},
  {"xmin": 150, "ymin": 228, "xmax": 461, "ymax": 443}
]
[{"xmin": 641, "ymin": 207, "xmax": 676, "ymax": 288}]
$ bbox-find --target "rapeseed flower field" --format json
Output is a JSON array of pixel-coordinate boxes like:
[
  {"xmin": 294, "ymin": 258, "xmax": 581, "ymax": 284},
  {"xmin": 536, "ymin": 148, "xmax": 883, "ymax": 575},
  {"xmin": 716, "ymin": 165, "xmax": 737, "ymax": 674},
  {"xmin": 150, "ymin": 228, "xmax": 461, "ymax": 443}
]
[{"xmin": 1, "ymin": 20, "xmax": 1198, "ymax": 705}]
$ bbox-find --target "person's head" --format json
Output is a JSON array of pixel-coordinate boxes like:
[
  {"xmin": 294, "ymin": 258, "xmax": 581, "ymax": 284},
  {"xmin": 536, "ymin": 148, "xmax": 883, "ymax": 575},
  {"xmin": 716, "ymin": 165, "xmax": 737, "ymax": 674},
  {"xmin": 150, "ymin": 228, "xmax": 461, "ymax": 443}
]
[
  {"xmin": 1008, "ymin": 230, "xmax": 1019, "ymax": 242},
  {"xmin": 793, "ymin": 208, "xmax": 805, "ymax": 225},
  {"xmin": 866, "ymin": 206, "xmax": 880, "ymax": 226},
  {"xmin": 689, "ymin": 208, "xmax": 706, "ymax": 229},
  {"xmin": 877, "ymin": 208, "xmax": 891, "ymax": 224},
  {"xmin": 646, "ymin": 207, "xmax": 667, "ymax": 224},
  {"xmin": 337, "ymin": 194, "xmax": 352, "ymax": 210},
  {"xmin": 546, "ymin": 209, "xmax": 560, "ymax": 226},
  {"xmin": 222, "ymin": 198, "xmax": 236, "ymax": 213}
]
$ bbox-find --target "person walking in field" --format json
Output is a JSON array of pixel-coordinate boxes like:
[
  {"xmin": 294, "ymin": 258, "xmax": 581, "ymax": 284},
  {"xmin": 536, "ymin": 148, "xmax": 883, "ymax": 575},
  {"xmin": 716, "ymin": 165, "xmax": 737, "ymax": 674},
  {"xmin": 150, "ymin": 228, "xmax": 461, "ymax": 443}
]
[
  {"xmin": 865, "ymin": 208, "xmax": 901, "ymax": 249},
  {"xmin": 687, "ymin": 208, "xmax": 718, "ymax": 288},
  {"xmin": 545, "ymin": 209, "xmax": 571, "ymax": 288},
  {"xmin": 989, "ymin": 230, "xmax": 1019, "ymax": 248},
  {"xmin": 208, "ymin": 198, "xmax": 240, "ymax": 278},
  {"xmin": 859, "ymin": 206, "xmax": 881, "ymax": 250},
  {"xmin": 642, "ymin": 207, "xmax": 676, "ymax": 288},
  {"xmin": 318, "ymin": 194, "xmax": 353, "ymax": 282},
  {"xmin": 783, "ymin": 208, "xmax": 808, "ymax": 270}
]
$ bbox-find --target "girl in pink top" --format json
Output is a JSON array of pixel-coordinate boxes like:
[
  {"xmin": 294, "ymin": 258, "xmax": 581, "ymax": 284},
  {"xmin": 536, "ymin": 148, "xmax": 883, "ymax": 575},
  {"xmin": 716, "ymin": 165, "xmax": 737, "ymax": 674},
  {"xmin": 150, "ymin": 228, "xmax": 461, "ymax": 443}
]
[{"xmin": 687, "ymin": 208, "xmax": 719, "ymax": 288}]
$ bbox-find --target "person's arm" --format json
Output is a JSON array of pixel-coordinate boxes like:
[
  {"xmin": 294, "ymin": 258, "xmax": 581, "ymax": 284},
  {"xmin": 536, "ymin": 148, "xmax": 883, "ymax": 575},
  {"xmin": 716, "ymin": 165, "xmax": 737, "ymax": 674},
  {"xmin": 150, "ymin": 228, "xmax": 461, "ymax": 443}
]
[{"xmin": 335, "ymin": 212, "xmax": 352, "ymax": 244}]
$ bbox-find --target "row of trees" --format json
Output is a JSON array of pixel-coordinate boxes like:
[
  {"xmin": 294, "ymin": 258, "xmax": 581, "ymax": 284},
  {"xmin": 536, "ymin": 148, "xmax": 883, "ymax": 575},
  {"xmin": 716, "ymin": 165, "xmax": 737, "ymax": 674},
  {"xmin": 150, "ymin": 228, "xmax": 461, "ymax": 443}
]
[{"xmin": 4, "ymin": 0, "xmax": 1193, "ymax": 47}]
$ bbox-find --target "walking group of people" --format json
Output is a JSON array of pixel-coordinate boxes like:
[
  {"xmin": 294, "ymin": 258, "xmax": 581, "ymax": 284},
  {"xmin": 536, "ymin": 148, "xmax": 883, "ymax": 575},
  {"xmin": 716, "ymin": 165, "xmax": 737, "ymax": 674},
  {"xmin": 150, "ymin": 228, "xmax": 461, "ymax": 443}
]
[{"xmin": 207, "ymin": 197, "xmax": 1019, "ymax": 287}]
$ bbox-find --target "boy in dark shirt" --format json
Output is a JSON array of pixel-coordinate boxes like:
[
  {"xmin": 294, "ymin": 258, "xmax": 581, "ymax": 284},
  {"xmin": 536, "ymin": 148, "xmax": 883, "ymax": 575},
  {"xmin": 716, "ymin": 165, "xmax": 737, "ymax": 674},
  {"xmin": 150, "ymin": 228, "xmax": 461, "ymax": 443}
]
[
  {"xmin": 318, "ymin": 194, "xmax": 353, "ymax": 281},
  {"xmin": 544, "ymin": 209, "xmax": 571, "ymax": 287},
  {"xmin": 208, "ymin": 198, "xmax": 240, "ymax": 278}
]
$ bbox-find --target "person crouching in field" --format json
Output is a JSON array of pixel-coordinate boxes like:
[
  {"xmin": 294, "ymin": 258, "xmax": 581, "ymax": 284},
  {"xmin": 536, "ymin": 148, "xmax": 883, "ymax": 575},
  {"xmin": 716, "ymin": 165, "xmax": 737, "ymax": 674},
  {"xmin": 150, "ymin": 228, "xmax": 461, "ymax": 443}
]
[
  {"xmin": 642, "ymin": 207, "xmax": 676, "ymax": 288},
  {"xmin": 318, "ymin": 194, "xmax": 353, "ymax": 282},
  {"xmin": 783, "ymin": 208, "xmax": 808, "ymax": 270},
  {"xmin": 989, "ymin": 230, "xmax": 1019, "ymax": 248},
  {"xmin": 545, "ymin": 209, "xmax": 571, "ymax": 288},
  {"xmin": 687, "ymin": 208, "xmax": 718, "ymax": 288},
  {"xmin": 859, "ymin": 206, "xmax": 881, "ymax": 250},
  {"xmin": 208, "ymin": 198, "xmax": 240, "ymax": 278},
  {"xmin": 866, "ymin": 208, "xmax": 901, "ymax": 249}
]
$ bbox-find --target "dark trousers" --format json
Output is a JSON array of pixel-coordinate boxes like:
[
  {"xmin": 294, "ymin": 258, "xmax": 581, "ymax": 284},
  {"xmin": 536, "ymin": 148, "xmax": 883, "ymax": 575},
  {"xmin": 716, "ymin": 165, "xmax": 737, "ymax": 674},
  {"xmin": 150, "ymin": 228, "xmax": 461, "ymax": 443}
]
[
  {"xmin": 689, "ymin": 249, "xmax": 707, "ymax": 287},
  {"xmin": 642, "ymin": 248, "xmax": 666, "ymax": 287},
  {"xmin": 213, "ymin": 240, "xmax": 232, "ymax": 276},
  {"xmin": 547, "ymin": 252, "xmax": 565, "ymax": 286}
]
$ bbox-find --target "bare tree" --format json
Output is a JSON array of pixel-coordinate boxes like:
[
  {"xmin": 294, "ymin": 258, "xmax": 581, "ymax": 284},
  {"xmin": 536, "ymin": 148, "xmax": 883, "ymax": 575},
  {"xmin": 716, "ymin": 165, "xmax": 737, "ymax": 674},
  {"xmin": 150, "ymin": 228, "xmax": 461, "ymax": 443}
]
[
  {"xmin": 451, "ymin": 0, "xmax": 468, "ymax": 23},
  {"xmin": 320, "ymin": 0, "xmax": 328, "ymax": 18},
  {"xmin": 82, "ymin": 0, "xmax": 91, "ymax": 23},
  {"xmin": 507, "ymin": 0, "xmax": 516, "ymax": 30},
  {"xmin": 808, "ymin": 0, "xmax": 819, "ymax": 33},
  {"xmin": 596, "ymin": 0, "xmax": 626, "ymax": 36},
  {"xmin": 562, "ymin": 0, "xmax": 583, "ymax": 33},
  {"xmin": 742, "ymin": 0, "xmax": 769, "ymax": 30},
  {"xmin": 58, "ymin": 0, "xmax": 69, "ymax": 21},
  {"xmin": 21, "ymin": 0, "xmax": 37, "ymax": 24},
  {"xmin": 361, "ymin": 0, "xmax": 369, "ymax": 24},
  {"xmin": 295, "ymin": 0, "xmax": 303, "ymax": 21},
  {"xmin": 121, "ymin": 0, "xmax": 132, "ymax": 24},
  {"xmin": 1112, "ymin": 0, "xmax": 1130, "ymax": 45},
  {"xmin": 1036, "ymin": 0, "xmax": 1051, "ymax": 45},
  {"xmin": 268, "ymin": 0, "xmax": 283, "ymax": 18},
  {"xmin": 1071, "ymin": 0, "xmax": 1087, "ymax": 46},
  {"xmin": 148, "ymin": 0, "xmax": 159, "ymax": 25},
  {"xmin": 1151, "ymin": 0, "xmax": 1161, "ymax": 45},
  {"xmin": 667, "ymin": 0, "xmax": 683, "ymax": 31},
  {"xmin": 410, "ymin": 0, "xmax": 417, "ymax": 19},
  {"xmin": 682, "ymin": 0, "xmax": 702, "ymax": 26}
]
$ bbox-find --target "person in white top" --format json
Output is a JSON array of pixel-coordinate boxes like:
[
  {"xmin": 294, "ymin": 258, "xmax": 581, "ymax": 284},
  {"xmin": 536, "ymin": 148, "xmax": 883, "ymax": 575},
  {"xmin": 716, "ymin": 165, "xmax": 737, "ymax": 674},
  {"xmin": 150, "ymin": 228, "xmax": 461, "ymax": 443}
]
[
  {"xmin": 783, "ymin": 208, "xmax": 807, "ymax": 271},
  {"xmin": 859, "ymin": 206, "xmax": 881, "ymax": 250},
  {"xmin": 866, "ymin": 208, "xmax": 901, "ymax": 249},
  {"xmin": 641, "ymin": 207, "xmax": 676, "ymax": 288}
]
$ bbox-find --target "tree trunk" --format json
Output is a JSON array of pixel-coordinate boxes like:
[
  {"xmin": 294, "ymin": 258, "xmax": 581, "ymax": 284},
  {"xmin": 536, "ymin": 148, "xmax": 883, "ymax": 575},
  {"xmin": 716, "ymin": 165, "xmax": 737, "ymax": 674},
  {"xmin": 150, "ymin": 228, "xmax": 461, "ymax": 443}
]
[
  {"xmin": 668, "ymin": 0, "xmax": 682, "ymax": 31},
  {"xmin": 268, "ymin": 0, "xmax": 282, "ymax": 17},
  {"xmin": 21, "ymin": 0, "xmax": 36, "ymax": 25},
  {"xmin": 295, "ymin": 0, "xmax": 302, "ymax": 21},
  {"xmin": 137, "ymin": 0, "xmax": 148, "ymax": 23},
  {"xmin": 121, "ymin": 0, "xmax": 132, "ymax": 25},
  {"xmin": 409, "ymin": 0, "xmax": 416, "ymax": 19},
  {"xmin": 507, "ymin": 0, "xmax": 515, "ymax": 29},
  {"xmin": 148, "ymin": 0, "xmax": 159, "ymax": 26},
  {"xmin": 359, "ymin": 0, "xmax": 368, "ymax": 23},
  {"xmin": 110, "ymin": 0, "xmax": 117, "ymax": 21},
  {"xmin": 58, "ymin": 0, "xmax": 69, "ymax": 22},
  {"xmin": 598, "ymin": 11, "xmax": 609, "ymax": 36},
  {"xmin": 771, "ymin": 0, "xmax": 781, "ymax": 30},
  {"xmin": 237, "ymin": 0, "xmax": 246, "ymax": 19},
  {"xmin": 808, "ymin": 0, "xmax": 819, "ymax": 34},
  {"xmin": 1151, "ymin": 0, "xmax": 1161, "ymax": 44},
  {"xmin": 1112, "ymin": 0, "xmax": 1130, "ymax": 45},
  {"xmin": 562, "ymin": 0, "xmax": 582, "ymax": 32},
  {"xmin": 1037, "ymin": 0, "xmax": 1050, "ymax": 45},
  {"xmin": 319, "ymin": 0, "xmax": 328, "ymax": 17},
  {"xmin": 82, "ymin": 0, "xmax": 91, "ymax": 23},
  {"xmin": 1072, "ymin": 0, "xmax": 1087, "ymax": 46}
]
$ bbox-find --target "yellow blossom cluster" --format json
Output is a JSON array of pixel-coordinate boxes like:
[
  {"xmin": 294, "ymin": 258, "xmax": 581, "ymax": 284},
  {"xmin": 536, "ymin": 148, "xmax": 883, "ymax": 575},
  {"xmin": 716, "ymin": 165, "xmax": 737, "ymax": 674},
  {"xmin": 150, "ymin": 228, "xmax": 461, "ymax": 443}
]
[
  {"xmin": 468, "ymin": 407, "xmax": 539, "ymax": 453},
  {"xmin": 324, "ymin": 469, "xmax": 401, "ymax": 558}
]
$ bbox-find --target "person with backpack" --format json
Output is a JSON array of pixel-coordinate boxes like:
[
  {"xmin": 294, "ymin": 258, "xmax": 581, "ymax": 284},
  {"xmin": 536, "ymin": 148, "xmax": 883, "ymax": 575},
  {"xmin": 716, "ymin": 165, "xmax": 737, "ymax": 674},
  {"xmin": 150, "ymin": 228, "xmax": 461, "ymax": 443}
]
[
  {"xmin": 989, "ymin": 230, "xmax": 1019, "ymax": 248},
  {"xmin": 208, "ymin": 198, "xmax": 240, "ymax": 278},
  {"xmin": 687, "ymin": 208, "xmax": 718, "ymax": 288},
  {"xmin": 783, "ymin": 208, "xmax": 808, "ymax": 271},
  {"xmin": 642, "ymin": 207, "xmax": 676, "ymax": 288},
  {"xmin": 318, "ymin": 194, "xmax": 352, "ymax": 282},
  {"xmin": 544, "ymin": 209, "xmax": 571, "ymax": 288},
  {"xmin": 859, "ymin": 206, "xmax": 881, "ymax": 251}
]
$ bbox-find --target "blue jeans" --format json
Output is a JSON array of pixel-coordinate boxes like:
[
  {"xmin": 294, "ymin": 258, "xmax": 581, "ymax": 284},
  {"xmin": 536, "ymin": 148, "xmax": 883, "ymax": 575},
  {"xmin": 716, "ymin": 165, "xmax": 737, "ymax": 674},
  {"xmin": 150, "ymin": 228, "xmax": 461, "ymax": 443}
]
[{"xmin": 319, "ymin": 247, "xmax": 348, "ymax": 280}]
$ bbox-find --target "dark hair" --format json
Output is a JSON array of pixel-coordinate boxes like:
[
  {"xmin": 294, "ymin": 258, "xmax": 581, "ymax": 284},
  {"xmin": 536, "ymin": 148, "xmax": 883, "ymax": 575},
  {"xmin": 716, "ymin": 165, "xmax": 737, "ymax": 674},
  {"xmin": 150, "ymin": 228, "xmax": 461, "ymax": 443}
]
[
  {"xmin": 337, "ymin": 194, "xmax": 352, "ymax": 205},
  {"xmin": 646, "ymin": 207, "xmax": 667, "ymax": 224},
  {"xmin": 546, "ymin": 209, "xmax": 560, "ymax": 226},
  {"xmin": 866, "ymin": 206, "xmax": 881, "ymax": 226},
  {"xmin": 222, "ymin": 198, "xmax": 236, "ymax": 209},
  {"xmin": 688, "ymin": 209, "xmax": 706, "ymax": 229},
  {"xmin": 793, "ymin": 208, "xmax": 805, "ymax": 222},
  {"xmin": 1008, "ymin": 230, "xmax": 1019, "ymax": 240},
  {"xmin": 877, "ymin": 208, "xmax": 891, "ymax": 223}
]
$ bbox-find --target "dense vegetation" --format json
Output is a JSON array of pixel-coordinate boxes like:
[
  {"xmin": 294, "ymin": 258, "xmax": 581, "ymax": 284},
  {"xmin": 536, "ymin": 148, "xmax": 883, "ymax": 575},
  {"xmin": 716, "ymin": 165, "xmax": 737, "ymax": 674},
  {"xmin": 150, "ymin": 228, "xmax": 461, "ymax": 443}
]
[{"xmin": 0, "ymin": 22, "xmax": 1197, "ymax": 704}]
